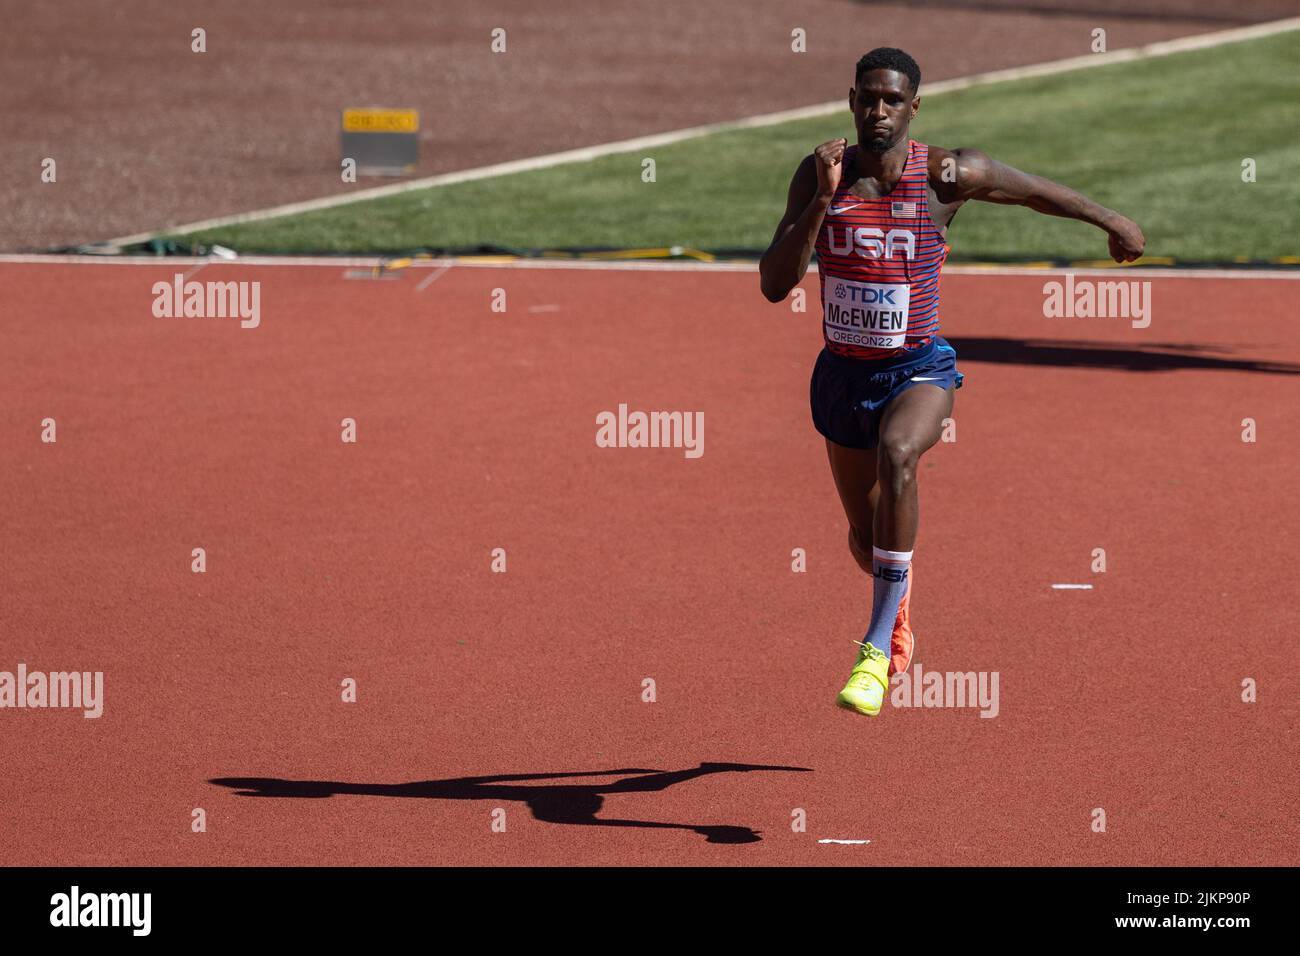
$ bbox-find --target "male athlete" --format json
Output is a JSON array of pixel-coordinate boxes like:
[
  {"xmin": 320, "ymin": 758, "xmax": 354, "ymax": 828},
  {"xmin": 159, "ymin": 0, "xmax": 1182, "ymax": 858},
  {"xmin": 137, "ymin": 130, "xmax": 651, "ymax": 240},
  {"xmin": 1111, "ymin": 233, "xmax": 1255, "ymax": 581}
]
[{"xmin": 758, "ymin": 48, "xmax": 1144, "ymax": 717}]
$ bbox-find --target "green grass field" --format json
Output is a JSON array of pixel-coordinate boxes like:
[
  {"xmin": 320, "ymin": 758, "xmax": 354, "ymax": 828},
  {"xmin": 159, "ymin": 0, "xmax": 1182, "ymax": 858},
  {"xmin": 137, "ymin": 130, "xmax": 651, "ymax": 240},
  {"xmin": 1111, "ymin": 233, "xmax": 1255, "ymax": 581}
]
[{"xmin": 174, "ymin": 31, "xmax": 1300, "ymax": 263}]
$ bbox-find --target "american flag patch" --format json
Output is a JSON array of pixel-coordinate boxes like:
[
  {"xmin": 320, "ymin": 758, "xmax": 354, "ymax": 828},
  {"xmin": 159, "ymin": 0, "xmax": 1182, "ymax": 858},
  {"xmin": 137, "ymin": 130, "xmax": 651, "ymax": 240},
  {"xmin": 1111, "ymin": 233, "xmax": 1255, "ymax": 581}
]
[{"xmin": 891, "ymin": 201, "xmax": 917, "ymax": 218}]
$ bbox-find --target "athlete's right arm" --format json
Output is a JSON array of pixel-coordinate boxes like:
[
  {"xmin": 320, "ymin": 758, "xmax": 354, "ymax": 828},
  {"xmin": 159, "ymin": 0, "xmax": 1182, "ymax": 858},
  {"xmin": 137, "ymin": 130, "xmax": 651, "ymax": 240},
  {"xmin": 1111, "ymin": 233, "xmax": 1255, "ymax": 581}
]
[{"xmin": 758, "ymin": 138, "xmax": 846, "ymax": 302}]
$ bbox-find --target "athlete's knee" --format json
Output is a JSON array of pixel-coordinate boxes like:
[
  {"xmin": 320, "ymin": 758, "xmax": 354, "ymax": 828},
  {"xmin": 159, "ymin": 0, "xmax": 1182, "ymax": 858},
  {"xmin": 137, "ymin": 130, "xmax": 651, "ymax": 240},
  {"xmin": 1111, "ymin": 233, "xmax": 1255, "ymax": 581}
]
[{"xmin": 878, "ymin": 434, "xmax": 923, "ymax": 492}]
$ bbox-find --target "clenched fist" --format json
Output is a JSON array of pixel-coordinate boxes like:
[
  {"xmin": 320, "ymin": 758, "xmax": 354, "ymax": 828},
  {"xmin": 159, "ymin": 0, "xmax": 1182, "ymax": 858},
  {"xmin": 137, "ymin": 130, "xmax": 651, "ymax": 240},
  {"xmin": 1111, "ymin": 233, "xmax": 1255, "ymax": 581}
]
[
  {"xmin": 815, "ymin": 138, "xmax": 848, "ymax": 197},
  {"xmin": 1105, "ymin": 214, "xmax": 1146, "ymax": 264}
]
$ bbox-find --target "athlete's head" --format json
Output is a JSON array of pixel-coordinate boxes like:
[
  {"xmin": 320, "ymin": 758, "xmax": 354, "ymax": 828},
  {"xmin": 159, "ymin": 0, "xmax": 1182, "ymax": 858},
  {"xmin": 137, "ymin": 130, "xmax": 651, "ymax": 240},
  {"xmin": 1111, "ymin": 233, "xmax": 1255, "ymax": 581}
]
[{"xmin": 851, "ymin": 47, "xmax": 921, "ymax": 154}]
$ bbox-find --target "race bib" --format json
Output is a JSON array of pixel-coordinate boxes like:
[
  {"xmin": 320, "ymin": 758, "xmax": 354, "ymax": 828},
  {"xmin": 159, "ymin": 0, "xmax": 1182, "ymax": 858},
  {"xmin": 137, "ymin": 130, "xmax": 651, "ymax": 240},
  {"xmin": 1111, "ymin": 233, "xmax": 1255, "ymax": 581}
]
[{"xmin": 823, "ymin": 276, "xmax": 911, "ymax": 350}]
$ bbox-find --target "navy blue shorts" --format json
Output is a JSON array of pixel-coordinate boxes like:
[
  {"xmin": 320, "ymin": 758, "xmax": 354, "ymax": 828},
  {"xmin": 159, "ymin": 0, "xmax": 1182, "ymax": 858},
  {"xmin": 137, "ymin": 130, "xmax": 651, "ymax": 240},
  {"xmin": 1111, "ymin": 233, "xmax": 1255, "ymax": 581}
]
[{"xmin": 810, "ymin": 337, "xmax": 964, "ymax": 450}]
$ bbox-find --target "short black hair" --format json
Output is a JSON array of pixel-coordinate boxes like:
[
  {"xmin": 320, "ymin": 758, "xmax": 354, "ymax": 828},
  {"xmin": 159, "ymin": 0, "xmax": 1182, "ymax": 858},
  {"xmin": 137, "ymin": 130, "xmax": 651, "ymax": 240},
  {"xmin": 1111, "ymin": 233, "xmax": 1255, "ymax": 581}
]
[{"xmin": 855, "ymin": 47, "xmax": 921, "ymax": 95}]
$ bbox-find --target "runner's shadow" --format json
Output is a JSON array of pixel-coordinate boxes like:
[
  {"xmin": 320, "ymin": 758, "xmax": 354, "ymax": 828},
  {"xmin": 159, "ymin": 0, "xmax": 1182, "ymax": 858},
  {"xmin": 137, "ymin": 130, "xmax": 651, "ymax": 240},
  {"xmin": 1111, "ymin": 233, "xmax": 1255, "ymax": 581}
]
[
  {"xmin": 946, "ymin": 336, "xmax": 1300, "ymax": 375},
  {"xmin": 210, "ymin": 761, "xmax": 811, "ymax": 844}
]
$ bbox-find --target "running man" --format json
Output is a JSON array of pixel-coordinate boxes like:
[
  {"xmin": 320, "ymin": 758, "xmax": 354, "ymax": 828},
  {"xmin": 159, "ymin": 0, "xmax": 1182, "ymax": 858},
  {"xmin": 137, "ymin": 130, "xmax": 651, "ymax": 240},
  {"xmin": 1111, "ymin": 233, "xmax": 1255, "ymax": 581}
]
[{"xmin": 758, "ymin": 47, "xmax": 1144, "ymax": 716}]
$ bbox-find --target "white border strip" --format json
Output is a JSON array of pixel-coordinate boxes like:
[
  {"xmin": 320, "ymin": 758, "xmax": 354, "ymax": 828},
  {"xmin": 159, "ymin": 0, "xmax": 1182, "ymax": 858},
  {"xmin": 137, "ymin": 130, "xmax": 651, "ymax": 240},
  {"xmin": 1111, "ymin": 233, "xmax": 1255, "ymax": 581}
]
[
  {"xmin": 2, "ymin": 254, "xmax": 1298, "ymax": 280},
  {"xmin": 99, "ymin": 16, "xmax": 1300, "ymax": 247},
  {"xmin": 943, "ymin": 265, "xmax": 1300, "ymax": 280}
]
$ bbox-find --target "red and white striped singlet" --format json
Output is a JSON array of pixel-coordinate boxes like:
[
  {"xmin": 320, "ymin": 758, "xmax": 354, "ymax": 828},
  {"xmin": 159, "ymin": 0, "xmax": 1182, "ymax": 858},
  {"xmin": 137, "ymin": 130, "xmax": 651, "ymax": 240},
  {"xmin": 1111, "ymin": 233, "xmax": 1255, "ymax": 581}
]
[{"xmin": 814, "ymin": 140, "xmax": 949, "ymax": 361}]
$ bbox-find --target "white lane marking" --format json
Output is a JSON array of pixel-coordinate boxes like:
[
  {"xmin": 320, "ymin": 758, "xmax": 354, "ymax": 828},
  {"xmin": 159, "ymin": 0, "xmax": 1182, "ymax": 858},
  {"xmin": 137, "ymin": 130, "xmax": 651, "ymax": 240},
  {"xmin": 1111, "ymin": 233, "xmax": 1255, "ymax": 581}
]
[
  {"xmin": 943, "ymin": 265, "xmax": 1300, "ymax": 280},
  {"xmin": 818, "ymin": 839, "xmax": 872, "ymax": 845},
  {"xmin": 415, "ymin": 264, "xmax": 452, "ymax": 291},
  {"xmin": 1051, "ymin": 584, "xmax": 1095, "ymax": 590},
  {"xmin": 3, "ymin": 255, "xmax": 1299, "ymax": 281},
  {"xmin": 96, "ymin": 16, "xmax": 1300, "ymax": 247}
]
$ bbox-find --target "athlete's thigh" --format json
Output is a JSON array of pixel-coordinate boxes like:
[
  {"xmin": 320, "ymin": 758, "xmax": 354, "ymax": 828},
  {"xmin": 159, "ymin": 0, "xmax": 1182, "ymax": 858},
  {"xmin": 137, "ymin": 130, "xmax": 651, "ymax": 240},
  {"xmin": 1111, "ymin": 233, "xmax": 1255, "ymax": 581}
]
[
  {"xmin": 825, "ymin": 438, "xmax": 878, "ymax": 532},
  {"xmin": 877, "ymin": 382, "xmax": 954, "ymax": 457}
]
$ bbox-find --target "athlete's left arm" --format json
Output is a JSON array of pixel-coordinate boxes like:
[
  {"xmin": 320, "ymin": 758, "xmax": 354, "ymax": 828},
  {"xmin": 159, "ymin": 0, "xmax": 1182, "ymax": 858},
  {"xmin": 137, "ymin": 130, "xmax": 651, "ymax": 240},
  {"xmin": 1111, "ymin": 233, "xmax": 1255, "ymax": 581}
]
[{"xmin": 929, "ymin": 147, "xmax": 1145, "ymax": 263}]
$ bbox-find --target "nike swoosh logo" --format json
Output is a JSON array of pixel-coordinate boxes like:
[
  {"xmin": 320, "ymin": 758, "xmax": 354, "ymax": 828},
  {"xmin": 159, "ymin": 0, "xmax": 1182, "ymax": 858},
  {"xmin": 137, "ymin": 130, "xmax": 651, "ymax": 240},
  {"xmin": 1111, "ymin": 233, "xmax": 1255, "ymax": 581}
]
[
  {"xmin": 828, "ymin": 203, "xmax": 863, "ymax": 215},
  {"xmin": 911, "ymin": 376, "xmax": 942, "ymax": 382}
]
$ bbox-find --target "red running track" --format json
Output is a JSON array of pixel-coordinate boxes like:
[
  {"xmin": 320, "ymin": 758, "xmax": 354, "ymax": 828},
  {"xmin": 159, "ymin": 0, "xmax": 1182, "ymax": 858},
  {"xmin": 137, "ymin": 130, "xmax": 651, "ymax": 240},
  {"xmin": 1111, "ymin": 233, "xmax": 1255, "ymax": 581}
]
[{"xmin": 1, "ymin": 260, "xmax": 1297, "ymax": 865}]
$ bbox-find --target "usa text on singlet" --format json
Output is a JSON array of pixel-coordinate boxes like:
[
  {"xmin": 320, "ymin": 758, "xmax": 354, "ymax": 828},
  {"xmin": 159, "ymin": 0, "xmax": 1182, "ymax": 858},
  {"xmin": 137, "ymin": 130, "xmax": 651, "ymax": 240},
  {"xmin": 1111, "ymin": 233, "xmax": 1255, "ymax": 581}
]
[{"xmin": 813, "ymin": 140, "xmax": 950, "ymax": 361}]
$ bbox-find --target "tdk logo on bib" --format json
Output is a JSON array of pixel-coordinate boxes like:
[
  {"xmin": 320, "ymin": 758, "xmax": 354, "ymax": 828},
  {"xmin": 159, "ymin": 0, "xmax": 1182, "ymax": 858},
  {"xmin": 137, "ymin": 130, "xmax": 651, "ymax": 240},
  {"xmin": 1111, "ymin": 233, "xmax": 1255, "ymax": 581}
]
[
  {"xmin": 823, "ymin": 276, "xmax": 910, "ymax": 349},
  {"xmin": 834, "ymin": 284, "xmax": 901, "ymax": 305},
  {"xmin": 826, "ymin": 226, "xmax": 916, "ymax": 260}
]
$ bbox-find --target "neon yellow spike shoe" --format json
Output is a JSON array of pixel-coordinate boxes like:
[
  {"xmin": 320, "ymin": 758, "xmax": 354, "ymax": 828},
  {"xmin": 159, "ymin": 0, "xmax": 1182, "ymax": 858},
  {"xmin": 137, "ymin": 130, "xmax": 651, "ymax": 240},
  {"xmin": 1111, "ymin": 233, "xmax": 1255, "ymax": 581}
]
[{"xmin": 836, "ymin": 643, "xmax": 891, "ymax": 717}]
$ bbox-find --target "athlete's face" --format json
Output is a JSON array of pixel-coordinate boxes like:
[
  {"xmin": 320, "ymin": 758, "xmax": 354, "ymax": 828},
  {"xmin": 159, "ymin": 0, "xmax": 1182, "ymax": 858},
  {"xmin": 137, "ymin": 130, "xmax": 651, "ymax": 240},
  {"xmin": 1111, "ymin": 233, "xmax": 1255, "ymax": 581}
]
[{"xmin": 851, "ymin": 70, "xmax": 918, "ymax": 154}]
